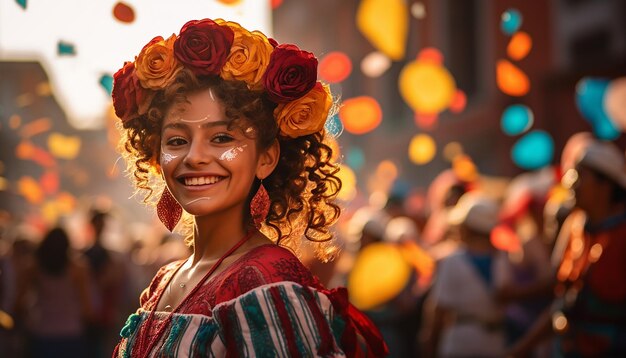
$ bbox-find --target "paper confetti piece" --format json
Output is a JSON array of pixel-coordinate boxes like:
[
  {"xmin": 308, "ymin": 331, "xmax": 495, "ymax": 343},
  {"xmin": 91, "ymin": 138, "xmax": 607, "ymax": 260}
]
[
  {"xmin": 48, "ymin": 132, "xmax": 81, "ymax": 160},
  {"xmin": 57, "ymin": 41, "xmax": 76, "ymax": 56},
  {"xmin": 113, "ymin": 2, "xmax": 135, "ymax": 23},
  {"xmin": 100, "ymin": 74, "xmax": 113, "ymax": 95}
]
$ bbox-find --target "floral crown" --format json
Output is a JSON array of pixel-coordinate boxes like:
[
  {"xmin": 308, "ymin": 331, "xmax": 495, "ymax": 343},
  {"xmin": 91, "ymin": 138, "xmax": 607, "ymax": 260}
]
[{"xmin": 112, "ymin": 18, "xmax": 332, "ymax": 138}]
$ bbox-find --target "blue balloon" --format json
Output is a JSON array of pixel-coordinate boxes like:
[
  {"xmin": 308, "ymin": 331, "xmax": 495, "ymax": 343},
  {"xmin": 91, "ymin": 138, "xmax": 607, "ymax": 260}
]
[
  {"xmin": 501, "ymin": 104, "xmax": 533, "ymax": 136},
  {"xmin": 346, "ymin": 147, "xmax": 365, "ymax": 171},
  {"xmin": 575, "ymin": 77, "xmax": 620, "ymax": 140},
  {"xmin": 501, "ymin": 9, "xmax": 522, "ymax": 35},
  {"xmin": 325, "ymin": 114, "xmax": 344, "ymax": 138},
  {"xmin": 511, "ymin": 130, "xmax": 554, "ymax": 170}
]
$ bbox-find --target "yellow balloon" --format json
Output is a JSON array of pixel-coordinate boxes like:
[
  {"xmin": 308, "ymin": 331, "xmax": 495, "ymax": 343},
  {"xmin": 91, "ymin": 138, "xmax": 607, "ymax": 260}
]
[
  {"xmin": 357, "ymin": 0, "xmax": 408, "ymax": 60},
  {"xmin": 348, "ymin": 242, "xmax": 412, "ymax": 310},
  {"xmin": 409, "ymin": 134, "xmax": 436, "ymax": 165},
  {"xmin": 335, "ymin": 164, "xmax": 357, "ymax": 201},
  {"xmin": 399, "ymin": 61, "xmax": 456, "ymax": 114}
]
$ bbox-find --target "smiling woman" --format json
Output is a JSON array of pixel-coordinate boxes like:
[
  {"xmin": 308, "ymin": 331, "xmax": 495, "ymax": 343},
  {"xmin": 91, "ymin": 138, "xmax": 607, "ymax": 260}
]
[{"xmin": 111, "ymin": 18, "xmax": 388, "ymax": 357}]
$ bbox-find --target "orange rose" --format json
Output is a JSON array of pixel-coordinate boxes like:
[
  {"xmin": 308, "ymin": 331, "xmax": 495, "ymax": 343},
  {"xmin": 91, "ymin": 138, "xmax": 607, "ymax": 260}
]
[
  {"xmin": 218, "ymin": 21, "xmax": 273, "ymax": 90},
  {"xmin": 275, "ymin": 82, "xmax": 332, "ymax": 138},
  {"xmin": 135, "ymin": 34, "xmax": 182, "ymax": 90}
]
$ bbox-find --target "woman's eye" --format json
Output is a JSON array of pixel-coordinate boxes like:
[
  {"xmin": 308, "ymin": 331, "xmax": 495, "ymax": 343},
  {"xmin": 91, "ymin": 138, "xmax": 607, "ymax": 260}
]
[
  {"xmin": 213, "ymin": 133, "xmax": 234, "ymax": 144},
  {"xmin": 166, "ymin": 137, "xmax": 187, "ymax": 146}
]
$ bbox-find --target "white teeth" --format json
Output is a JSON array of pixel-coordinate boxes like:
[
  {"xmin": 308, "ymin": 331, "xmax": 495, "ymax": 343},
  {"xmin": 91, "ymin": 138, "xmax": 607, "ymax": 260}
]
[{"xmin": 184, "ymin": 176, "xmax": 220, "ymax": 186}]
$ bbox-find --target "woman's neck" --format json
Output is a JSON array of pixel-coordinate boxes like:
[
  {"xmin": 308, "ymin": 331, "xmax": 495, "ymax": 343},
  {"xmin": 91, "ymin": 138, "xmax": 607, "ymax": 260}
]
[{"xmin": 190, "ymin": 209, "xmax": 249, "ymax": 265}]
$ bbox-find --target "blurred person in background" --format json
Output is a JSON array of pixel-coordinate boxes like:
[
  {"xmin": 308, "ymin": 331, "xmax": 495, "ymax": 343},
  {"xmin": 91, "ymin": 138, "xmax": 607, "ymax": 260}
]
[
  {"xmin": 17, "ymin": 226, "xmax": 94, "ymax": 358},
  {"xmin": 509, "ymin": 138, "xmax": 626, "ymax": 357},
  {"xmin": 422, "ymin": 192, "xmax": 511, "ymax": 358}
]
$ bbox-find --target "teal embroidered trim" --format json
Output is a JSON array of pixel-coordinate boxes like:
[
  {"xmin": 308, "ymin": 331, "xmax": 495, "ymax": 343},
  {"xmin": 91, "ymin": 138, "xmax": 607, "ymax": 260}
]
[{"xmin": 120, "ymin": 313, "xmax": 141, "ymax": 338}]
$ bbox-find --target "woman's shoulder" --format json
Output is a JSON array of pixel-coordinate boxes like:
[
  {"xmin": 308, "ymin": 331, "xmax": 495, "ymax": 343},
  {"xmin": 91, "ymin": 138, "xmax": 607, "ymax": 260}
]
[{"xmin": 210, "ymin": 244, "xmax": 318, "ymax": 303}]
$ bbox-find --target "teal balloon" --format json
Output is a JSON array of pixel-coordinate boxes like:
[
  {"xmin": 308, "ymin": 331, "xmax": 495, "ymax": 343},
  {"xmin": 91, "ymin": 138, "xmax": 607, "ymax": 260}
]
[
  {"xmin": 501, "ymin": 104, "xmax": 533, "ymax": 136},
  {"xmin": 501, "ymin": 9, "xmax": 522, "ymax": 35},
  {"xmin": 100, "ymin": 74, "xmax": 114, "ymax": 95},
  {"xmin": 346, "ymin": 147, "xmax": 365, "ymax": 171},
  {"xmin": 325, "ymin": 114, "xmax": 344, "ymax": 138},
  {"xmin": 511, "ymin": 130, "xmax": 554, "ymax": 170},
  {"xmin": 575, "ymin": 77, "xmax": 620, "ymax": 140}
]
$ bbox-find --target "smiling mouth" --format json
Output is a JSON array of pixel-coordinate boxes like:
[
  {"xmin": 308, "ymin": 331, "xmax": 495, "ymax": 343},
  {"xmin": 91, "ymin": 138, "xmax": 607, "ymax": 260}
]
[{"xmin": 179, "ymin": 176, "xmax": 225, "ymax": 186}]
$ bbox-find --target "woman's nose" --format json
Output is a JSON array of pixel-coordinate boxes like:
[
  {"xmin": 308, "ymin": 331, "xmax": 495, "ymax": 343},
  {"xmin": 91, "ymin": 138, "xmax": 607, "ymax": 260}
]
[{"xmin": 183, "ymin": 138, "xmax": 212, "ymax": 167}]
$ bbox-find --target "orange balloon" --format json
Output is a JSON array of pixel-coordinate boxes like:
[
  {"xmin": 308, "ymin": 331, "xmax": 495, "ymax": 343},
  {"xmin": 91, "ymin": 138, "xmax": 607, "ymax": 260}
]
[
  {"xmin": 339, "ymin": 96, "xmax": 383, "ymax": 134},
  {"xmin": 507, "ymin": 31, "xmax": 532, "ymax": 61},
  {"xmin": 319, "ymin": 52, "xmax": 352, "ymax": 83},
  {"xmin": 497, "ymin": 60, "xmax": 530, "ymax": 96}
]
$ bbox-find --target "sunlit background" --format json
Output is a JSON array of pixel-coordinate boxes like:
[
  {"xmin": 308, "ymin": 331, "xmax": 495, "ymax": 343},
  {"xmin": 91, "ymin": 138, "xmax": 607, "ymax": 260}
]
[{"xmin": 3, "ymin": 0, "xmax": 625, "ymax": 245}]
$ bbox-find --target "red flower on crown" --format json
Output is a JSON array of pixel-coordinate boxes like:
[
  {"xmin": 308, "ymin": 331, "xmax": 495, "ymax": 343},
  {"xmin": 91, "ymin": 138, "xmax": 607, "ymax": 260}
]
[
  {"xmin": 263, "ymin": 44, "xmax": 318, "ymax": 103},
  {"xmin": 112, "ymin": 62, "xmax": 155, "ymax": 124},
  {"xmin": 174, "ymin": 19, "xmax": 234, "ymax": 76}
]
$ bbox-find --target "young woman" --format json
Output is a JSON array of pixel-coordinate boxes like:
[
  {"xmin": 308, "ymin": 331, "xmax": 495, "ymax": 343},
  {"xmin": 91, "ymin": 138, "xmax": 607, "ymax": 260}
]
[{"xmin": 111, "ymin": 18, "xmax": 387, "ymax": 357}]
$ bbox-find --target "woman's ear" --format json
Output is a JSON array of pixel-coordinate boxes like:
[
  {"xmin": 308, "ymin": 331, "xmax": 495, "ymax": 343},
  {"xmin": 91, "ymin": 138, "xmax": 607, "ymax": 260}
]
[{"xmin": 256, "ymin": 139, "xmax": 280, "ymax": 179}]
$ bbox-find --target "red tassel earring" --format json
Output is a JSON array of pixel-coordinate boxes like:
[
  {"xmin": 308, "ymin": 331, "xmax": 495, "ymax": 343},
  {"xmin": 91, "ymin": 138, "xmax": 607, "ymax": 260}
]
[
  {"xmin": 156, "ymin": 187, "xmax": 182, "ymax": 231},
  {"xmin": 250, "ymin": 181, "xmax": 270, "ymax": 228}
]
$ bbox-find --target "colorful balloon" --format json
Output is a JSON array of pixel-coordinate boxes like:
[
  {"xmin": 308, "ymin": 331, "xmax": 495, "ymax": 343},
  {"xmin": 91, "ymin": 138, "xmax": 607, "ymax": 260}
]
[
  {"xmin": 511, "ymin": 130, "xmax": 554, "ymax": 170},
  {"xmin": 604, "ymin": 77, "xmax": 626, "ymax": 131},
  {"xmin": 357, "ymin": 0, "xmax": 409, "ymax": 60},
  {"xmin": 501, "ymin": 104, "xmax": 533, "ymax": 135},
  {"xmin": 496, "ymin": 60, "xmax": 530, "ymax": 97},
  {"xmin": 501, "ymin": 8, "xmax": 522, "ymax": 35},
  {"xmin": 409, "ymin": 134, "xmax": 436, "ymax": 165},
  {"xmin": 576, "ymin": 77, "xmax": 621, "ymax": 140},
  {"xmin": 507, "ymin": 31, "xmax": 532, "ymax": 61},
  {"xmin": 400, "ymin": 61, "xmax": 455, "ymax": 114},
  {"xmin": 319, "ymin": 51, "xmax": 352, "ymax": 83},
  {"xmin": 339, "ymin": 96, "xmax": 383, "ymax": 135}
]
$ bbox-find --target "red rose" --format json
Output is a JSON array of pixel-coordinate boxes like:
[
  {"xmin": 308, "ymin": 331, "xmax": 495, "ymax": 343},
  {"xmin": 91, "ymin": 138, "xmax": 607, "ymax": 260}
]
[
  {"xmin": 263, "ymin": 44, "xmax": 318, "ymax": 103},
  {"xmin": 112, "ymin": 62, "xmax": 155, "ymax": 123},
  {"xmin": 174, "ymin": 19, "xmax": 234, "ymax": 76}
]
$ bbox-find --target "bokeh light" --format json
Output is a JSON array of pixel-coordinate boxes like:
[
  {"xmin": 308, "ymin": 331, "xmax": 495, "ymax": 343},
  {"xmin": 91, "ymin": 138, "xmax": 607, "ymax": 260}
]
[
  {"xmin": 400, "ymin": 58, "xmax": 456, "ymax": 114},
  {"xmin": 319, "ymin": 51, "xmax": 352, "ymax": 83},
  {"xmin": 604, "ymin": 77, "xmax": 626, "ymax": 131},
  {"xmin": 507, "ymin": 31, "xmax": 532, "ymax": 61},
  {"xmin": 452, "ymin": 155, "xmax": 478, "ymax": 182},
  {"xmin": 501, "ymin": 8, "xmax": 523, "ymax": 35},
  {"xmin": 497, "ymin": 60, "xmax": 530, "ymax": 97},
  {"xmin": 346, "ymin": 147, "xmax": 366, "ymax": 171},
  {"xmin": 443, "ymin": 141, "xmax": 463, "ymax": 161},
  {"xmin": 112, "ymin": 2, "xmax": 135, "ymax": 23},
  {"xmin": 501, "ymin": 104, "xmax": 534, "ymax": 136},
  {"xmin": 356, "ymin": 0, "xmax": 409, "ymax": 60},
  {"xmin": 511, "ymin": 130, "xmax": 554, "ymax": 170},
  {"xmin": 336, "ymin": 164, "xmax": 357, "ymax": 201},
  {"xmin": 576, "ymin": 77, "xmax": 620, "ymax": 140},
  {"xmin": 361, "ymin": 51, "xmax": 391, "ymax": 78},
  {"xmin": 339, "ymin": 96, "xmax": 383, "ymax": 134},
  {"xmin": 47, "ymin": 133, "xmax": 81, "ymax": 160},
  {"xmin": 409, "ymin": 134, "xmax": 436, "ymax": 165},
  {"xmin": 490, "ymin": 224, "xmax": 522, "ymax": 252}
]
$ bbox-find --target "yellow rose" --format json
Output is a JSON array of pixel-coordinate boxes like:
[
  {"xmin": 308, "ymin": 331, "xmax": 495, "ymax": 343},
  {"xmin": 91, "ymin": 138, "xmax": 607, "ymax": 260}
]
[
  {"xmin": 218, "ymin": 21, "xmax": 273, "ymax": 90},
  {"xmin": 135, "ymin": 34, "xmax": 182, "ymax": 90},
  {"xmin": 275, "ymin": 82, "xmax": 332, "ymax": 138}
]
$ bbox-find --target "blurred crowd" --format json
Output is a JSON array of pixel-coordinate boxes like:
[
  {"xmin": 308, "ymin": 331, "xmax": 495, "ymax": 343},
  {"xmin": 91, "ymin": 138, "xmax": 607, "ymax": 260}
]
[{"xmin": 0, "ymin": 132, "xmax": 624, "ymax": 358}]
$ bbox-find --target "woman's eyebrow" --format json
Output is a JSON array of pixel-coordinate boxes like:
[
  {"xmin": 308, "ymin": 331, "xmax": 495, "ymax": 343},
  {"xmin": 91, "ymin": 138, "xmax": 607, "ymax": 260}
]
[{"xmin": 162, "ymin": 120, "xmax": 230, "ymax": 131}]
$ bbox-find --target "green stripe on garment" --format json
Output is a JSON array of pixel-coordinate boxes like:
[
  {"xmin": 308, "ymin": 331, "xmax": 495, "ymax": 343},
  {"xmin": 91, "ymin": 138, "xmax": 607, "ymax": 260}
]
[
  {"xmin": 262, "ymin": 288, "xmax": 290, "ymax": 356},
  {"xmin": 190, "ymin": 317, "xmax": 219, "ymax": 357},
  {"xmin": 241, "ymin": 291, "xmax": 280, "ymax": 357},
  {"xmin": 278, "ymin": 285, "xmax": 315, "ymax": 355},
  {"xmin": 162, "ymin": 315, "xmax": 191, "ymax": 357}
]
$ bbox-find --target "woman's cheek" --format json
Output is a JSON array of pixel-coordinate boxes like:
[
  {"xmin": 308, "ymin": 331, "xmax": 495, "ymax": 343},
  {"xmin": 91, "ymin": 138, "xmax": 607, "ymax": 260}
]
[{"xmin": 219, "ymin": 144, "xmax": 248, "ymax": 161}]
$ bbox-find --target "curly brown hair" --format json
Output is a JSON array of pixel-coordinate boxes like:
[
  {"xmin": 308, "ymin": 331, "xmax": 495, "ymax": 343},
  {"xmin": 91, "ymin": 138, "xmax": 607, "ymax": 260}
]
[{"xmin": 118, "ymin": 69, "xmax": 342, "ymax": 260}]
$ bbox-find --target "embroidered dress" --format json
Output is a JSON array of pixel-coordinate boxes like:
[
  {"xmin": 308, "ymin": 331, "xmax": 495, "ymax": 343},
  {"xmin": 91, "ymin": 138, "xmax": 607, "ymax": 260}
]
[{"xmin": 114, "ymin": 244, "xmax": 387, "ymax": 357}]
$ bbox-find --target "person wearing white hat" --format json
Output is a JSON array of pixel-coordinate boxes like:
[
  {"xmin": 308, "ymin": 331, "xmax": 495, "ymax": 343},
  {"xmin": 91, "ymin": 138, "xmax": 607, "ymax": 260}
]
[
  {"xmin": 423, "ymin": 192, "xmax": 511, "ymax": 358},
  {"xmin": 509, "ymin": 138, "xmax": 626, "ymax": 357}
]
